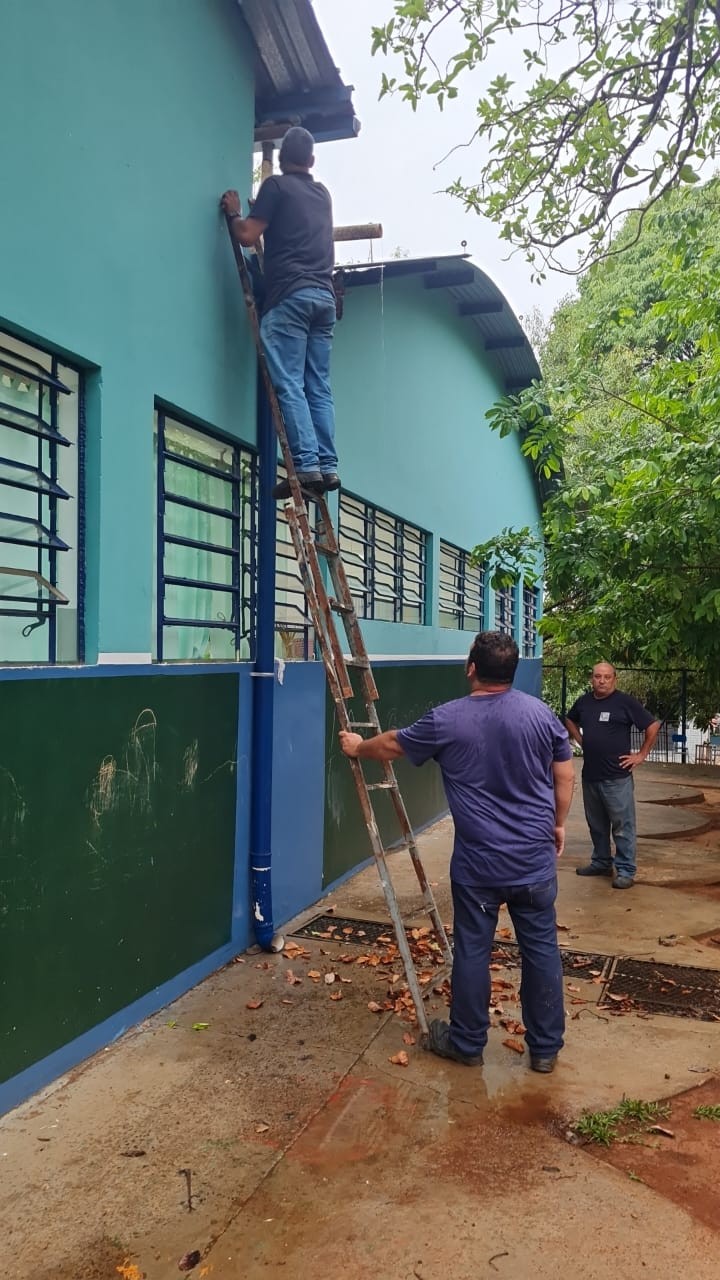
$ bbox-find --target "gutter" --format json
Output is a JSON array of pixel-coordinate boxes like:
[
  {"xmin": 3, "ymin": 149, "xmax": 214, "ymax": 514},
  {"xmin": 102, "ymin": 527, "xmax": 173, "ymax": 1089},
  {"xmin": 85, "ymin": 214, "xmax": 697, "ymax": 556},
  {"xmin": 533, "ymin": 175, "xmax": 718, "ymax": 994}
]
[{"xmin": 249, "ymin": 376, "xmax": 282, "ymax": 951}]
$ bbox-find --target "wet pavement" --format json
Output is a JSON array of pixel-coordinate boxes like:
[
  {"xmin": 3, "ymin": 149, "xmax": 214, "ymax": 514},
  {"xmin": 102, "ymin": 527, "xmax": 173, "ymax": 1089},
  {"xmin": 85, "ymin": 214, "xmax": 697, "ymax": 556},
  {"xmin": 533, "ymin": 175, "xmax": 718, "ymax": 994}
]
[{"xmin": 3, "ymin": 762, "xmax": 720, "ymax": 1279}]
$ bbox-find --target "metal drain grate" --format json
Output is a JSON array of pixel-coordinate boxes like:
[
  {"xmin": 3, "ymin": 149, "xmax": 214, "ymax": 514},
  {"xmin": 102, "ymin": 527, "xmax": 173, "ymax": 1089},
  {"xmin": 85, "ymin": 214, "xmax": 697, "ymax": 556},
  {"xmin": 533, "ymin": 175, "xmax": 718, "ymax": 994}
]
[
  {"xmin": 492, "ymin": 940, "xmax": 612, "ymax": 979},
  {"xmin": 294, "ymin": 915, "xmax": 612, "ymax": 978},
  {"xmin": 294, "ymin": 915, "xmax": 417, "ymax": 946},
  {"xmin": 601, "ymin": 958, "xmax": 720, "ymax": 1021}
]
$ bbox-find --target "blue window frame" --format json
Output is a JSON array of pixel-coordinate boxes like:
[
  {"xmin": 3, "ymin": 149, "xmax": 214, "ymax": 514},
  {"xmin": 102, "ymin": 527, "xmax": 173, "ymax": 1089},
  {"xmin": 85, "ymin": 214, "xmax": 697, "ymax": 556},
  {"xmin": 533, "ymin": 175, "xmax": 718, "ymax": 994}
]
[
  {"xmin": 339, "ymin": 492, "xmax": 427, "ymax": 624},
  {"xmin": 0, "ymin": 330, "xmax": 83, "ymax": 663},
  {"xmin": 439, "ymin": 541, "xmax": 484, "ymax": 631},
  {"xmin": 154, "ymin": 408, "xmax": 257, "ymax": 661},
  {"xmin": 494, "ymin": 584, "xmax": 516, "ymax": 636},
  {"xmin": 522, "ymin": 584, "xmax": 539, "ymax": 657}
]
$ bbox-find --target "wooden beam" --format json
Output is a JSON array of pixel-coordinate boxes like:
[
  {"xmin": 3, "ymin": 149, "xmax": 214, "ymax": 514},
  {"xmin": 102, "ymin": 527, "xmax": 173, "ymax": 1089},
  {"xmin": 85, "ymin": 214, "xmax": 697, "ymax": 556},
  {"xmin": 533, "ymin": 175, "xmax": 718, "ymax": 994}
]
[
  {"xmin": 458, "ymin": 299, "xmax": 503, "ymax": 317},
  {"xmin": 485, "ymin": 335, "xmax": 527, "ymax": 351},
  {"xmin": 424, "ymin": 267, "xmax": 475, "ymax": 289},
  {"xmin": 333, "ymin": 223, "xmax": 383, "ymax": 242}
]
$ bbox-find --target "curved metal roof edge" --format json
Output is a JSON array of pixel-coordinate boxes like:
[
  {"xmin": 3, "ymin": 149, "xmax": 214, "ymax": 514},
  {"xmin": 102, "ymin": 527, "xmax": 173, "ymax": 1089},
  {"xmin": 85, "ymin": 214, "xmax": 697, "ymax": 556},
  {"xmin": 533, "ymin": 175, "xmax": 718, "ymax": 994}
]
[{"xmin": 340, "ymin": 255, "xmax": 560, "ymax": 508}]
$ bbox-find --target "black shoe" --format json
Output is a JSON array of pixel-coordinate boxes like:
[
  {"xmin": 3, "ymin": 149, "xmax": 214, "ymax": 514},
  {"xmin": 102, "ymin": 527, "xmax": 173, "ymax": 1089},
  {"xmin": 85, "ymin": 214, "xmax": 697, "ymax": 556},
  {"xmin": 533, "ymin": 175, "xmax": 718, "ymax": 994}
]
[
  {"xmin": 271, "ymin": 471, "xmax": 323, "ymax": 500},
  {"xmin": 426, "ymin": 1018, "xmax": 483, "ymax": 1066},
  {"xmin": 576, "ymin": 864, "xmax": 613, "ymax": 877},
  {"xmin": 321, "ymin": 472, "xmax": 341, "ymax": 492},
  {"xmin": 530, "ymin": 1055, "xmax": 558, "ymax": 1074},
  {"xmin": 612, "ymin": 875, "xmax": 635, "ymax": 889}
]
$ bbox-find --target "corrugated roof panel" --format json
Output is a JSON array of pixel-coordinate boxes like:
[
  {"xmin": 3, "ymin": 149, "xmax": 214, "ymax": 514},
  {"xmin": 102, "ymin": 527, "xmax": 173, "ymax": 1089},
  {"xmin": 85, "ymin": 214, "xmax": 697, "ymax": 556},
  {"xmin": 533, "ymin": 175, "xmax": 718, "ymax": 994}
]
[{"xmin": 237, "ymin": 0, "xmax": 359, "ymax": 142}]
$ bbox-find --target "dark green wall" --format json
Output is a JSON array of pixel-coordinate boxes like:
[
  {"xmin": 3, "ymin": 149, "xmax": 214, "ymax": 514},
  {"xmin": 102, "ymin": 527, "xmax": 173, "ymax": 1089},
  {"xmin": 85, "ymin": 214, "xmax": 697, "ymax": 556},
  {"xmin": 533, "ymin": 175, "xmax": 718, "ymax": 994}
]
[
  {"xmin": 0, "ymin": 674, "xmax": 239, "ymax": 1084},
  {"xmin": 323, "ymin": 663, "xmax": 466, "ymax": 886}
]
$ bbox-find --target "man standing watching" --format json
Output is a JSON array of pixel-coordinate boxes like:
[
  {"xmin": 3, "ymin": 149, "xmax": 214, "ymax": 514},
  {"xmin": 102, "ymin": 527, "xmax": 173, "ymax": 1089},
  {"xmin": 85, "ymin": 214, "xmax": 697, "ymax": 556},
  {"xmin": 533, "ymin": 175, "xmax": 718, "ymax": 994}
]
[
  {"xmin": 566, "ymin": 663, "xmax": 661, "ymax": 889},
  {"xmin": 220, "ymin": 127, "xmax": 340, "ymax": 499},
  {"xmin": 340, "ymin": 632, "xmax": 575, "ymax": 1074}
]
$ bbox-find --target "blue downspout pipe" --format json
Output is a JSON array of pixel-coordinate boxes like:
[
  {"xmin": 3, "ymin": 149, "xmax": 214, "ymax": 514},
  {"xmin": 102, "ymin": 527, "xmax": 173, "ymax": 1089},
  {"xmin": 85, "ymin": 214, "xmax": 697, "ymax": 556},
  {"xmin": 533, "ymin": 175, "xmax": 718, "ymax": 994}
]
[{"xmin": 250, "ymin": 374, "xmax": 277, "ymax": 949}]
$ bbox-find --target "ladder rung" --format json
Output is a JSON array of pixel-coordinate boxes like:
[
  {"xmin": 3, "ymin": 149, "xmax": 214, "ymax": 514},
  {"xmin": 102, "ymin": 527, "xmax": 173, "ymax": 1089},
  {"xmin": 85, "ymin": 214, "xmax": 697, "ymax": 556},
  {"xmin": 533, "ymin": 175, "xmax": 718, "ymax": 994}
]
[
  {"xmin": 366, "ymin": 781, "xmax": 398, "ymax": 792},
  {"xmin": 329, "ymin": 598, "xmax": 354, "ymax": 614},
  {"xmin": 345, "ymin": 657, "xmax": 370, "ymax": 669},
  {"xmin": 315, "ymin": 542, "xmax": 338, "ymax": 558},
  {"xmin": 348, "ymin": 721, "xmax": 377, "ymax": 729}
]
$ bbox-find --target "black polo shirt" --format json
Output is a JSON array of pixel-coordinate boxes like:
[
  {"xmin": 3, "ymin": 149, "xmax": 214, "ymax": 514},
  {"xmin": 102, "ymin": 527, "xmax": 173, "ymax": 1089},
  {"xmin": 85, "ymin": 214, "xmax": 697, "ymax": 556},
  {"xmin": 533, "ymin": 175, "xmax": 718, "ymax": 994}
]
[
  {"xmin": 251, "ymin": 172, "xmax": 334, "ymax": 314},
  {"xmin": 567, "ymin": 691, "xmax": 657, "ymax": 781}
]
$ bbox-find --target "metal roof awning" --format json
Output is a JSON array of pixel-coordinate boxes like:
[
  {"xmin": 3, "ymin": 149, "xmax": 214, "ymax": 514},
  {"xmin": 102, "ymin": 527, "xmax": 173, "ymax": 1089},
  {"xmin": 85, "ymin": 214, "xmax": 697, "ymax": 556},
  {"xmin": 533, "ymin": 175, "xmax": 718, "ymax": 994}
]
[
  {"xmin": 237, "ymin": 0, "xmax": 360, "ymax": 144},
  {"xmin": 340, "ymin": 256, "xmax": 559, "ymax": 503},
  {"xmin": 341, "ymin": 255, "xmax": 542, "ymax": 390}
]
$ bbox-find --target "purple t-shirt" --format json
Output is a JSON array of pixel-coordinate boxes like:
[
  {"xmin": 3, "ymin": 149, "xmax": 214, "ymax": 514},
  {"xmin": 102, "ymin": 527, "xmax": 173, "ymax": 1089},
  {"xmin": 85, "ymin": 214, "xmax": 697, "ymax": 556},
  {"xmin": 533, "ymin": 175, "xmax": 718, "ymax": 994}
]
[{"xmin": 397, "ymin": 689, "xmax": 572, "ymax": 887}]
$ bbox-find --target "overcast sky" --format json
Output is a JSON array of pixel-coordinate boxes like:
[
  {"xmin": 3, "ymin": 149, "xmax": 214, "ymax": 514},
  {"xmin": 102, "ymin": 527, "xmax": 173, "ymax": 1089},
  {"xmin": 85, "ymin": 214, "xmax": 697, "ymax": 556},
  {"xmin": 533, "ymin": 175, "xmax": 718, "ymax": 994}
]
[{"xmin": 312, "ymin": 0, "xmax": 577, "ymax": 325}]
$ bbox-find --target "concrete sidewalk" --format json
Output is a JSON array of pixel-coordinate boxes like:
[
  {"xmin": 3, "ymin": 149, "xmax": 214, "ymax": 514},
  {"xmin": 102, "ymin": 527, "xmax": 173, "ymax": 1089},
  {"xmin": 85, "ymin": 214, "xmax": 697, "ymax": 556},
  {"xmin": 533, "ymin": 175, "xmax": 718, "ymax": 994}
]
[{"xmin": 3, "ymin": 763, "xmax": 720, "ymax": 1280}]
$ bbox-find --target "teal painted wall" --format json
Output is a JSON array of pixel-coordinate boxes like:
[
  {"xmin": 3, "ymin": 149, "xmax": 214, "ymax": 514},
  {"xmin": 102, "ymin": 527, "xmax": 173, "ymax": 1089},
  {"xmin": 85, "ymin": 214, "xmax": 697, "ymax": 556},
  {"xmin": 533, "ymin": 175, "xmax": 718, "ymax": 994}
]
[
  {"xmin": 330, "ymin": 276, "xmax": 543, "ymax": 655},
  {"xmin": 1, "ymin": 0, "xmax": 257, "ymax": 659}
]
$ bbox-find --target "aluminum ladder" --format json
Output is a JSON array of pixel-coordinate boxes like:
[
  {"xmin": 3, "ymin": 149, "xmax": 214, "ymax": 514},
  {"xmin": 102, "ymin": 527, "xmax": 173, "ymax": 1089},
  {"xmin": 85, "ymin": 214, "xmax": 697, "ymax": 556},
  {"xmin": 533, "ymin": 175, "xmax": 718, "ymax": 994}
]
[{"xmin": 226, "ymin": 218, "xmax": 453, "ymax": 1035}]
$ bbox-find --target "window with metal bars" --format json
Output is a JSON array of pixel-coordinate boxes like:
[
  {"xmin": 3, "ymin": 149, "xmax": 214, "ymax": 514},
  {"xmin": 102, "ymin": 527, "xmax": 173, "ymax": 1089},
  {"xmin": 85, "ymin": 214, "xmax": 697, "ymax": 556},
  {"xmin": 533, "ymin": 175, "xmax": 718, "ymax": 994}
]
[
  {"xmin": 274, "ymin": 465, "xmax": 317, "ymax": 660},
  {"xmin": 494, "ymin": 584, "xmax": 517, "ymax": 636},
  {"xmin": 154, "ymin": 408, "xmax": 257, "ymax": 661},
  {"xmin": 338, "ymin": 492, "xmax": 427, "ymax": 624},
  {"xmin": 438, "ymin": 541, "xmax": 484, "ymax": 631},
  {"xmin": 0, "ymin": 330, "xmax": 83, "ymax": 663},
  {"xmin": 522, "ymin": 584, "xmax": 539, "ymax": 658}
]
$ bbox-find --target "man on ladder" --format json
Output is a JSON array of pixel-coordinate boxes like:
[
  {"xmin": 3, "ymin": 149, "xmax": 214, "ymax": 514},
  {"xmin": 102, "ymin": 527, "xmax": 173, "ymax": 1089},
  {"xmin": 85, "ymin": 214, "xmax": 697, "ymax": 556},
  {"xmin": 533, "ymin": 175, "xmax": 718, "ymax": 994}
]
[{"xmin": 221, "ymin": 127, "xmax": 341, "ymax": 500}]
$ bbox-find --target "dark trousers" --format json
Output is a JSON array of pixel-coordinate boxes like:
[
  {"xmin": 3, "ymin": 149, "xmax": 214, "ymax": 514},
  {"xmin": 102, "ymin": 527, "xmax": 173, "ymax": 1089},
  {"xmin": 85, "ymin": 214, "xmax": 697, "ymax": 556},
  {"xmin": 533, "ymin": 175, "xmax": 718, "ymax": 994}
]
[{"xmin": 450, "ymin": 876, "xmax": 565, "ymax": 1059}]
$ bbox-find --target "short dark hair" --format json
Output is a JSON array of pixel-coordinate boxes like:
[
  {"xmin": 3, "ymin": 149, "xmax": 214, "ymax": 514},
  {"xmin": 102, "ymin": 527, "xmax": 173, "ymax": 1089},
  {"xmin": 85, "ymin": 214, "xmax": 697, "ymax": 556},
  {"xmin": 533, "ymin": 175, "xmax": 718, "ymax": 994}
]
[
  {"xmin": 279, "ymin": 126, "xmax": 315, "ymax": 168},
  {"xmin": 467, "ymin": 631, "xmax": 519, "ymax": 683}
]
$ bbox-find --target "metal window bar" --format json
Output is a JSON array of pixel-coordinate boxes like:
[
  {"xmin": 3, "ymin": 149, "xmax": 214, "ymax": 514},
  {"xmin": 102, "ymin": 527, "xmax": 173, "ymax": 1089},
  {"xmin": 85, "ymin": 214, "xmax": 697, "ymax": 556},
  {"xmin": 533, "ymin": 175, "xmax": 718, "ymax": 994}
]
[
  {"xmin": 339, "ymin": 492, "xmax": 426, "ymax": 624},
  {"xmin": 155, "ymin": 408, "xmax": 257, "ymax": 661},
  {"xmin": 0, "ymin": 335, "xmax": 79, "ymax": 662},
  {"xmin": 522, "ymin": 585, "xmax": 538, "ymax": 657},
  {"xmin": 439, "ymin": 540, "xmax": 484, "ymax": 631},
  {"xmin": 495, "ymin": 584, "xmax": 516, "ymax": 635}
]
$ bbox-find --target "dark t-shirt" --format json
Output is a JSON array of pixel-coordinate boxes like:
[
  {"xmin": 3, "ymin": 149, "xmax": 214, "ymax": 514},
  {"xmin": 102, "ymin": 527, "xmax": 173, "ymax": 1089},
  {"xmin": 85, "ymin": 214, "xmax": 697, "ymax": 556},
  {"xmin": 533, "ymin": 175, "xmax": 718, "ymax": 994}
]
[
  {"xmin": 397, "ymin": 689, "xmax": 572, "ymax": 888},
  {"xmin": 251, "ymin": 172, "xmax": 334, "ymax": 313},
  {"xmin": 566, "ymin": 690, "xmax": 656, "ymax": 781}
]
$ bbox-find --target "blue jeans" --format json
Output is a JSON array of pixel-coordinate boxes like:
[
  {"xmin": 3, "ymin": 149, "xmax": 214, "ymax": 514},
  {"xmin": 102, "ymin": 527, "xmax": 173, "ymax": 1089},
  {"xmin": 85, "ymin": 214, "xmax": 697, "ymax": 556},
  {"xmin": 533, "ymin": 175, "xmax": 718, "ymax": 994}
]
[
  {"xmin": 449, "ymin": 877, "xmax": 565, "ymax": 1059},
  {"xmin": 260, "ymin": 286, "xmax": 338, "ymax": 474},
  {"xmin": 582, "ymin": 776, "xmax": 637, "ymax": 877}
]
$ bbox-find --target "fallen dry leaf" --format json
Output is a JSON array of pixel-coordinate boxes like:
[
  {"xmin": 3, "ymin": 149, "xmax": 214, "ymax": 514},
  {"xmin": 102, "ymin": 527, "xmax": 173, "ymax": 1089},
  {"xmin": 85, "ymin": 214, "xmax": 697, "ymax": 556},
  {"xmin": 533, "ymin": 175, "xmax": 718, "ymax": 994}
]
[
  {"xmin": 567, "ymin": 984, "xmax": 581, "ymax": 993},
  {"xmin": 502, "ymin": 1038, "xmax": 525, "ymax": 1054},
  {"xmin": 285, "ymin": 969, "xmax": 302, "ymax": 985},
  {"xmin": 648, "ymin": 1125, "xmax": 675, "ymax": 1139},
  {"xmin": 246, "ymin": 998, "xmax": 263, "ymax": 1010},
  {"xmin": 280, "ymin": 998, "xmax": 293, "ymax": 1005},
  {"xmin": 307, "ymin": 970, "xmax": 322, "ymax": 981},
  {"xmin": 402, "ymin": 1033, "xmax": 416, "ymax": 1046},
  {"xmin": 330, "ymin": 990, "xmax": 343, "ymax": 1002},
  {"xmin": 367, "ymin": 1001, "xmax": 383, "ymax": 1013},
  {"xmin": 497, "ymin": 927, "xmax": 513, "ymax": 940},
  {"xmin": 389, "ymin": 1050, "xmax": 409, "ymax": 1067},
  {"xmin": 324, "ymin": 972, "xmax": 336, "ymax": 985},
  {"xmin": 255, "ymin": 1123, "xmax": 270, "ymax": 1134}
]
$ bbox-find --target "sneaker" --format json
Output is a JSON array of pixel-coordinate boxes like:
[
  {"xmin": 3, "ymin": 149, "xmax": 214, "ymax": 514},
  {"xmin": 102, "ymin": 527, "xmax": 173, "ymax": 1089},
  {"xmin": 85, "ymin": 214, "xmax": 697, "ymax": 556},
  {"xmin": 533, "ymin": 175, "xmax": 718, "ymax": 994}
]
[
  {"xmin": 321, "ymin": 472, "xmax": 341, "ymax": 492},
  {"xmin": 426, "ymin": 1018, "xmax": 483, "ymax": 1066},
  {"xmin": 576, "ymin": 864, "xmax": 613, "ymax": 877},
  {"xmin": 612, "ymin": 875, "xmax": 635, "ymax": 889},
  {"xmin": 271, "ymin": 471, "xmax": 323, "ymax": 500},
  {"xmin": 530, "ymin": 1055, "xmax": 558, "ymax": 1074}
]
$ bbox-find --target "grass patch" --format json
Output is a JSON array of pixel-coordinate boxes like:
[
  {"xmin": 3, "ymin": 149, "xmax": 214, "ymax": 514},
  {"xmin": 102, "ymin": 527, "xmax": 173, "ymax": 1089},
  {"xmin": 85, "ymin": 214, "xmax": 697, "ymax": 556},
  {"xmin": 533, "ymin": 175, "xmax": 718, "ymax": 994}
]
[
  {"xmin": 693, "ymin": 1103, "xmax": 720, "ymax": 1120},
  {"xmin": 574, "ymin": 1098, "xmax": 671, "ymax": 1146}
]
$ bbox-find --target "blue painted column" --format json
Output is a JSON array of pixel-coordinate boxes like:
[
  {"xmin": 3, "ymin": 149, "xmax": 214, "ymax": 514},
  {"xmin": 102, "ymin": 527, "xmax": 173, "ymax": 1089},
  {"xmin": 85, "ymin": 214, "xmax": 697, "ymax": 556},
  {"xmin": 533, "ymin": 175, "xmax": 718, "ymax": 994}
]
[{"xmin": 249, "ymin": 375, "xmax": 277, "ymax": 948}]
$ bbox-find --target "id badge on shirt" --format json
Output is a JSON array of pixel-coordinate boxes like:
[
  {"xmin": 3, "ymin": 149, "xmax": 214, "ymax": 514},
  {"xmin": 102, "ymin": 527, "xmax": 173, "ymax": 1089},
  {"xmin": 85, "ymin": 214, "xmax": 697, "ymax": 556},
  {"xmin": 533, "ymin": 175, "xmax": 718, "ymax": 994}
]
[{"xmin": 599, "ymin": 712, "xmax": 610, "ymax": 722}]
